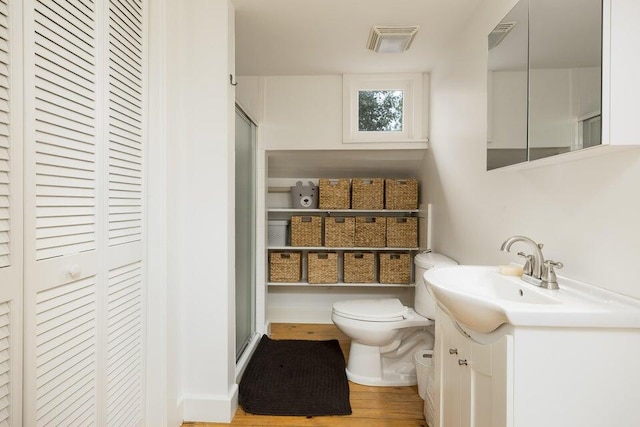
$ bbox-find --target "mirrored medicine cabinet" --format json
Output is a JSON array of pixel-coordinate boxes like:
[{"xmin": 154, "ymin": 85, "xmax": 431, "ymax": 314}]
[{"xmin": 487, "ymin": 0, "xmax": 603, "ymax": 170}]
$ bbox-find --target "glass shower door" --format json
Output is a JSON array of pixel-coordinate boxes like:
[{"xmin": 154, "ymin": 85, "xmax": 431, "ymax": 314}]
[{"xmin": 235, "ymin": 106, "xmax": 256, "ymax": 360}]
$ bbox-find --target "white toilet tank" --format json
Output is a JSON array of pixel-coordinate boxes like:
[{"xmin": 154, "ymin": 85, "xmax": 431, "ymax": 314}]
[{"xmin": 414, "ymin": 252, "xmax": 457, "ymax": 319}]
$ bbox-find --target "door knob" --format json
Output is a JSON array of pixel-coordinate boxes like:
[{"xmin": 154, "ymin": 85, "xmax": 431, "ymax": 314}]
[
  {"xmin": 449, "ymin": 348, "xmax": 458, "ymax": 355},
  {"xmin": 66, "ymin": 264, "xmax": 81, "ymax": 280},
  {"xmin": 458, "ymin": 359, "xmax": 468, "ymax": 366}
]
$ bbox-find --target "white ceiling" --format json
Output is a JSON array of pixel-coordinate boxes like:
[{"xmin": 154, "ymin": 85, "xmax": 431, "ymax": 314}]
[{"xmin": 234, "ymin": 0, "xmax": 483, "ymax": 76}]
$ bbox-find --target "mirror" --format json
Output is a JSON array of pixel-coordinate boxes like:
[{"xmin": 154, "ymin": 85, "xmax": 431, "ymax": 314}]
[
  {"xmin": 487, "ymin": 0, "xmax": 602, "ymax": 170},
  {"xmin": 528, "ymin": 0, "xmax": 602, "ymax": 160},
  {"xmin": 487, "ymin": 0, "xmax": 529, "ymax": 170}
]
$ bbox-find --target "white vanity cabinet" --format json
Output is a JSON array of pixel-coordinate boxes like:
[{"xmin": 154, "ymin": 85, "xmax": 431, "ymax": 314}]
[
  {"xmin": 434, "ymin": 308, "xmax": 511, "ymax": 427},
  {"xmin": 434, "ymin": 306, "xmax": 640, "ymax": 427}
]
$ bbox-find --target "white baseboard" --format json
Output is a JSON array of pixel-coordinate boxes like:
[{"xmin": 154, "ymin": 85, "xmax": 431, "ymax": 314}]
[
  {"xmin": 181, "ymin": 385, "xmax": 239, "ymax": 423},
  {"xmin": 267, "ymin": 306, "xmax": 333, "ymax": 324}
]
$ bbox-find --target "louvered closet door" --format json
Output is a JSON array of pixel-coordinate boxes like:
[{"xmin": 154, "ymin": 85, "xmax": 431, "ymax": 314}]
[
  {"xmin": 104, "ymin": 1, "xmax": 145, "ymax": 425},
  {"xmin": 23, "ymin": 0, "xmax": 101, "ymax": 425},
  {"xmin": 23, "ymin": 0, "xmax": 146, "ymax": 425},
  {"xmin": 0, "ymin": 1, "xmax": 23, "ymax": 426}
]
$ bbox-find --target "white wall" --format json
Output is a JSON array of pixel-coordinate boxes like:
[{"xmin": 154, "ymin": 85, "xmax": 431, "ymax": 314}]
[
  {"xmin": 236, "ymin": 75, "xmax": 430, "ymax": 325},
  {"xmin": 237, "ymin": 75, "xmax": 429, "ymax": 150},
  {"xmin": 151, "ymin": 0, "xmax": 238, "ymax": 424},
  {"xmin": 425, "ymin": 0, "xmax": 640, "ymax": 299}
]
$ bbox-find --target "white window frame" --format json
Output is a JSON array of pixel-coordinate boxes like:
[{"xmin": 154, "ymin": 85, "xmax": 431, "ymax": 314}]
[{"xmin": 343, "ymin": 73, "xmax": 427, "ymax": 143}]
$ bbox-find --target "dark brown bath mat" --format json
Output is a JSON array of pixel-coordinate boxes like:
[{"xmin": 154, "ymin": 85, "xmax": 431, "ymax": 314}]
[{"xmin": 239, "ymin": 335, "xmax": 352, "ymax": 417}]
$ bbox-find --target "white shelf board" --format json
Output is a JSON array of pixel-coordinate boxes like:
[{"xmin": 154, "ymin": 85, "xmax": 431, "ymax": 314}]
[
  {"xmin": 268, "ymin": 246, "xmax": 419, "ymax": 251},
  {"xmin": 267, "ymin": 282, "xmax": 415, "ymax": 288},
  {"xmin": 268, "ymin": 208, "xmax": 419, "ymax": 213}
]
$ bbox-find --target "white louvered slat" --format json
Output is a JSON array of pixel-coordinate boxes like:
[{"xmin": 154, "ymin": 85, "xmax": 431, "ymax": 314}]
[
  {"xmin": 0, "ymin": 0, "xmax": 8, "ymax": 270},
  {"xmin": 35, "ymin": 276, "xmax": 96, "ymax": 426},
  {"xmin": 0, "ymin": 0, "xmax": 17, "ymax": 424},
  {"xmin": 108, "ymin": 0, "xmax": 142, "ymax": 247},
  {"xmin": 107, "ymin": 261, "xmax": 142, "ymax": 426},
  {"xmin": 33, "ymin": 0, "xmax": 97, "ymax": 261},
  {"xmin": 0, "ymin": 301, "xmax": 10, "ymax": 426}
]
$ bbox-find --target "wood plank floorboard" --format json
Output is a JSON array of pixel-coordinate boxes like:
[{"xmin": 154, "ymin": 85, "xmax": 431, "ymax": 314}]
[{"xmin": 183, "ymin": 323, "xmax": 427, "ymax": 427}]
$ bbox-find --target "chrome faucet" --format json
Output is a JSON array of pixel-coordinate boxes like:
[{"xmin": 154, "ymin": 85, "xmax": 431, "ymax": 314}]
[{"xmin": 500, "ymin": 235, "xmax": 563, "ymax": 290}]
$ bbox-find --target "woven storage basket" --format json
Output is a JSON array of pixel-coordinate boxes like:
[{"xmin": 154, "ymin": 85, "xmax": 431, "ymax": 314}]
[
  {"xmin": 344, "ymin": 252, "xmax": 376, "ymax": 283},
  {"xmin": 319, "ymin": 178, "xmax": 351, "ymax": 209},
  {"xmin": 386, "ymin": 217, "xmax": 418, "ymax": 248},
  {"xmin": 269, "ymin": 252, "xmax": 301, "ymax": 282},
  {"xmin": 379, "ymin": 252, "xmax": 411, "ymax": 284},
  {"xmin": 351, "ymin": 178, "xmax": 384, "ymax": 210},
  {"xmin": 307, "ymin": 252, "xmax": 339, "ymax": 284},
  {"xmin": 324, "ymin": 217, "xmax": 355, "ymax": 247},
  {"xmin": 354, "ymin": 216, "xmax": 386, "ymax": 248},
  {"xmin": 385, "ymin": 178, "xmax": 418, "ymax": 210},
  {"xmin": 290, "ymin": 216, "xmax": 322, "ymax": 247}
]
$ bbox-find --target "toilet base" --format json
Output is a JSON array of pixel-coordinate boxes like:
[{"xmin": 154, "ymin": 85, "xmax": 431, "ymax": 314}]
[
  {"xmin": 345, "ymin": 339, "xmax": 425, "ymax": 387},
  {"xmin": 346, "ymin": 364, "xmax": 417, "ymax": 387}
]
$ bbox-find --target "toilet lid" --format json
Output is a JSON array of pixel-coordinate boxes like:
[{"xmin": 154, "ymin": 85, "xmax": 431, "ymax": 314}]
[{"xmin": 333, "ymin": 298, "xmax": 408, "ymax": 322}]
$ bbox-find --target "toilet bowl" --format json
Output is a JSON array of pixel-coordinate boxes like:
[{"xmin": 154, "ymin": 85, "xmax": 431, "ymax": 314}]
[{"xmin": 332, "ymin": 252, "xmax": 457, "ymax": 387}]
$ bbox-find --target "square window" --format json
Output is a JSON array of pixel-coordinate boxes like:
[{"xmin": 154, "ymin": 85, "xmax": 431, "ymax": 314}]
[
  {"xmin": 343, "ymin": 73, "xmax": 428, "ymax": 143},
  {"xmin": 358, "ymin": 90, "xmax": 404, "ymax": 132}
]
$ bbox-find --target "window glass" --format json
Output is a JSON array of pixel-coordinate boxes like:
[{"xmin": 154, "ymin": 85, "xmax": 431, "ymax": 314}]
[{"xmin": 358, "ymin": 90, "xmax": 403, "ymax": 132}]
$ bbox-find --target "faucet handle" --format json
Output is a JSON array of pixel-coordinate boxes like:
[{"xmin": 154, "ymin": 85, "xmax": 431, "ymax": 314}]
[
  {"xmin": 517, "ymin": 252, "xmax": 534, "ymax": 276},
  {"xmin": 541, "ymin": 260, "xmax": 563, "ymax": 290},
  {"xmin": 545, "ymin": 260, "xmax": 563, "ymax": 270}
]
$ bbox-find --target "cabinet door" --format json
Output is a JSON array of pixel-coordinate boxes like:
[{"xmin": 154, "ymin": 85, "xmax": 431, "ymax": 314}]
[
  {"xmin": 440, "ymin": 315, "xmax": 471, "ymax": 427},
  {"xmin": 439, "ymin": 317, "xmax": 458, "ymax": 427},
  {"xmin": 470, "ymin": 340, "xmax": 493, "ymax": 427},
  {"xmin": 437, "ymin": 313, "xmax": 512, "ymax": 427}
]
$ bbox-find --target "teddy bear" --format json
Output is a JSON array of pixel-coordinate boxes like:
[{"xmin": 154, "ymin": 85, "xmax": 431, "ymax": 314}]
[{"xmin": 290, "ymin": 181, "xmax": 318, "ymax": 209}]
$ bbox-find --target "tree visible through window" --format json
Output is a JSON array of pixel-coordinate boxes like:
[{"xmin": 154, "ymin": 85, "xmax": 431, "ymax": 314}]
[{"xmin": 358, "ymin": 90, "xmax": 403, "ymax": 131}]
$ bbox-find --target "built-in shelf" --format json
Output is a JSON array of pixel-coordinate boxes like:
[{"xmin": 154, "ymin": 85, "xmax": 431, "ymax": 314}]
[
  {"xmin": 266, "ymin": 193, "xmax": 420, "ymax": 300},
  {"xmin": 268, "ymin": 246, "xmax": 419, "ymax": 251},
  {"xmin": 268, "ymin": 208, "xmax": 419, "ymax": 213},
  {"xmin": 268, "ymin": 282, "xmax": 415, "ymax": 288}
]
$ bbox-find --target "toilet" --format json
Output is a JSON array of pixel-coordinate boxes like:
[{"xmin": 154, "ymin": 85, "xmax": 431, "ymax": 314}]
[{"xmin": 331, "ymin": 252, "xmax": 457, "ymax": 386}]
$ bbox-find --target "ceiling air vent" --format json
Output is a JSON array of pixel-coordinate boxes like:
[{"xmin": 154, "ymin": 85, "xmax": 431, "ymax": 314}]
[
  {"xmin": 488, "ymin": 22, "xmax": 516, "ymax": 50},
  {"xmin": 367, "ymin": 26, "xmax": 420, "ymax": 53}
]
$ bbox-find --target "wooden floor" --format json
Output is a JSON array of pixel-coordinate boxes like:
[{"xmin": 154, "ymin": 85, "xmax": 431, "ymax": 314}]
[{"xmin": 183, "ymin": 323, "xmax": 427, "ymax": 427}]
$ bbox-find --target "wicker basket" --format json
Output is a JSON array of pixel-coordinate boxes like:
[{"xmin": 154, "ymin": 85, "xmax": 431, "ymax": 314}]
[
  {"xmin": 290, "ymin": 216, "xmax": 322, "ymax": 247},
  {"xmin": 344, "ymin": 252, "xmax": 376, "ymax": 283},
  {"xmin": 351, "ymin": 178, "xmax": 384, "ymax": 210},
  {"xmin": 385, "ymin": 179, "xmax": 418, "ymax": 210},
  {"xmin": 307, "ymin": 252, "xmax": 339, "ymax": 284},
  {"xmin": 269, "ymin": 252, "xmax": 301, "ymax": 282},
  {"xmin": 354, "ymin": 217, "xmax": 386, "ymax": 248},
  {"xmin": 379, "ymin": 252, "xmax": 411, "ymax": 284},
  {"xmin": 324, "ymin": 217, "xmax": 355, "ymax": 247},
  {"xmin": 386, "ymin": 217, "xmax": 418, "ymax": 248},
  {"xmin": 319, "ymin": 178, "xmax": 351, "ymax": 209}
]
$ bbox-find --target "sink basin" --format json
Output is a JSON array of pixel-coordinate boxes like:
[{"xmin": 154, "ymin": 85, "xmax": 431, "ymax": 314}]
[{"xmin": 424, "ymin": 265, "xmax": 640, "ymax": 333}]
